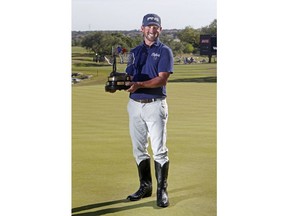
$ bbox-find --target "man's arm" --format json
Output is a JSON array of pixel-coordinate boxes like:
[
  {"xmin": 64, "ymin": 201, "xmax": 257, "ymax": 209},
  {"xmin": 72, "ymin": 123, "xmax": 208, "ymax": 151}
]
[{"xmin": 126, "ymin": 72, "xmax": 170, "ymax": 93}]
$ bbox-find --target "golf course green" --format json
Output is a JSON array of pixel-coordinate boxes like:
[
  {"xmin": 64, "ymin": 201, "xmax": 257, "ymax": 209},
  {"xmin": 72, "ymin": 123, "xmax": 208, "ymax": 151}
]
[
  {"xmin": 72, "ymin": 45, "xmax": 216, "ymax": 215},
  {"xmin": 72, "ymin": 81, "xmax": 216, "ymax": 215}
]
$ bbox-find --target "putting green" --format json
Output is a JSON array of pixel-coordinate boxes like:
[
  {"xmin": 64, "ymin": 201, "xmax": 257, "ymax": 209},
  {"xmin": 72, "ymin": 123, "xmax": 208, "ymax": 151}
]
[{"xmin": 72, "ymin": 82, "xmax": 216, "ymax": 216}]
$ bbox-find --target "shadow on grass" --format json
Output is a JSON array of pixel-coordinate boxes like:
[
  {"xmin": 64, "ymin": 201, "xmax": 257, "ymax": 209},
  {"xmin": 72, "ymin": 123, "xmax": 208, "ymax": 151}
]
[
  {"xmin": 72, "ymin": 185, "xmax": 199, "ymax": 216},
  {"xmin": 72, "ymin": 199, "xmax": 156, "ymax": 216},
  {"xmin": 72, "ymin": 199, "xmax": 129, "ymax": 214},
  {"xmin": 169, "ymin": 76, "xmax": 217, "ymax": 83}
]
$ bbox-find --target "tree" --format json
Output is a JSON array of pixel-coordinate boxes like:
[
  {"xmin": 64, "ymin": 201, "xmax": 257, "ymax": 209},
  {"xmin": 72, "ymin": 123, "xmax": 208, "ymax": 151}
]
[
  {"xmin": 177, "ymin": 26, "xmax": 200, "ymax": 49},
  {"xmin": 183, "ymin": 43, "xmax": 194, "ymax": 54},
  {"xmin": 81, "ymin": 32, "xmax": 108, "ymax": 54},
  {"xmin": 81, "ymin": 32, "xmax": 136, "ymax": 55},
  {"xmin": 166, "ymin": 40, "xmax": 185, "ymax": 55},
  {"xmin": 200, "ymin": 19, "xmax": 217, "ymax": 35},
  {"xmin": 177, "ymin": 27, "xmax": 200, "ymax": 54}
]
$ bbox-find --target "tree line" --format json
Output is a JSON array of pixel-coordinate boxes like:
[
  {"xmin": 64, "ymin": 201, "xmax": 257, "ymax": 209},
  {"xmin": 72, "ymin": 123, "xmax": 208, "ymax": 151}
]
[{"xmin": 72, "ymin": 19, "xmax": 216, "ymax": 56}]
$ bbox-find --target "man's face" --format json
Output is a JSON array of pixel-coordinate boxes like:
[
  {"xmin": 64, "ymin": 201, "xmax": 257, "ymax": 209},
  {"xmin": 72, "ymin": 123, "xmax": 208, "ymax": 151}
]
[{"xmin": 141, "ymin": 25, "xmax": 162, "ymax": 43}]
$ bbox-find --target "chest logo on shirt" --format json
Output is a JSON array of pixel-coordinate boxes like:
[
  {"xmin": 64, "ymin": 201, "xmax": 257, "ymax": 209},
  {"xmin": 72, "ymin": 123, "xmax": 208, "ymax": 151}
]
[{"xmin": 151, "ymin": 52, "xmax": 160, "ymax": 60}]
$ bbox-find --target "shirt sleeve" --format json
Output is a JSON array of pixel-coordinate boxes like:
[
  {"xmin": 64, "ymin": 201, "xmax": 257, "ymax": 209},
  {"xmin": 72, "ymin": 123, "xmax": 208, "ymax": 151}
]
[{"xmin": 158, "ymin": 46, "xmax": 174, "ymax": 74}]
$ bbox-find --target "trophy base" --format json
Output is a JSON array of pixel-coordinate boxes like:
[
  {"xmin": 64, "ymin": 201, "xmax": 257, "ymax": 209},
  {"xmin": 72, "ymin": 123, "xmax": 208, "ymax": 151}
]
[
  {"xmin": 105, "ymin": 83, "xmax": 130, "ymax": 93},
  {"xmin": 105, "ymin": 72, "xmax": 131, "ymax": 93}
]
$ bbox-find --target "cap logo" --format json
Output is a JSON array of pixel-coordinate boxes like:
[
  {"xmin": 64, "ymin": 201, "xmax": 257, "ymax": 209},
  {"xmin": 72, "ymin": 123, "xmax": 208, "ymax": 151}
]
[{"xmin": 147, "ymin": 17, "xmax": 160, "ymax": 22}]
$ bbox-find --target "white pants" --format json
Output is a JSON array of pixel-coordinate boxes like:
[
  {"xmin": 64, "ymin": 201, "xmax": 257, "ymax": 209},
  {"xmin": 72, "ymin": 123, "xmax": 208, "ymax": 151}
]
[{"xmin": 127, "ymin": 98, "xmax": 169, "ymax": 166}]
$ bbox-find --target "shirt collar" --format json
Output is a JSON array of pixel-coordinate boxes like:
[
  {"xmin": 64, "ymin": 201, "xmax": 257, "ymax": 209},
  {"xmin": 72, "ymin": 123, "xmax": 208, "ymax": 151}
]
[{"xmin": 142, "ymin": 38, "xmax": 161, "ymax": 48}]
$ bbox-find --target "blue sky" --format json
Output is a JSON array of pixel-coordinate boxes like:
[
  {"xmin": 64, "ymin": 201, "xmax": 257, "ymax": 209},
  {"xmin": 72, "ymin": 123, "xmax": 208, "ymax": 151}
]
[{"xmin": 72, "ymin": 0, "xmax": 217, "ymax": 31}]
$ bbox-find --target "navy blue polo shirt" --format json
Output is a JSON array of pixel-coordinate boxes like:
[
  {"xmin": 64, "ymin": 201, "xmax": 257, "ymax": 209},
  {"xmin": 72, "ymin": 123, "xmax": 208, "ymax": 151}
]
[{"xmin": 125, "ymin": 39, "xmax": 174, "ymax": 100}]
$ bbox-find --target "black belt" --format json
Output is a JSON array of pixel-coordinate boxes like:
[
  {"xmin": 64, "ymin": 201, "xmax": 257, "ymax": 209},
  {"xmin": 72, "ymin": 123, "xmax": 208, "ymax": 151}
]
[{"xmin": 132, "ymin": 98, "xmax": 164, "ymax": 103}]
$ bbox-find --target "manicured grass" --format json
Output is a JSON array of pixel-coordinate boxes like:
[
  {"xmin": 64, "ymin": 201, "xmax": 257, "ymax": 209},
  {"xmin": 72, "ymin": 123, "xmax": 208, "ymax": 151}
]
[{"xmin": 72, "ymin": 82, "xmax": 216, "ymax": 216}]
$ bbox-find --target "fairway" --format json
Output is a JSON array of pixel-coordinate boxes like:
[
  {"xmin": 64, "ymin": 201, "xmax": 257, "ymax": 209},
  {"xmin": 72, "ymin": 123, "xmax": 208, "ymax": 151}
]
[{"xmin": 72, "ymin": 82, "xmax": 216, "ymax": 216}]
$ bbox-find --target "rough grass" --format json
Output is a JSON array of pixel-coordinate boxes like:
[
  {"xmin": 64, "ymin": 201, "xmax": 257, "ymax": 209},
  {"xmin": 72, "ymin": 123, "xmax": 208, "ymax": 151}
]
[{"xmin": 72, "ymin": 82, "xmax": 216, "ymax": 216}]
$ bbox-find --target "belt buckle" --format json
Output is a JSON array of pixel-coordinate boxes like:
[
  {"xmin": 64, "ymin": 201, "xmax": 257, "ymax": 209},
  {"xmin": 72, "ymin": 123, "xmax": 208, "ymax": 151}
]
[{"xmin": 141, "ymin": 99, "xmax": 151, "ymax": 103}]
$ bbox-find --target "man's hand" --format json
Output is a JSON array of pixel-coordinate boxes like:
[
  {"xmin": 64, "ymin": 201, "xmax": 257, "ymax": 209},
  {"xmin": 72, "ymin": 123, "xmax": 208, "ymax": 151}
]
[
  {"xmin": 126, "ymin": 72, "xmax": 170, "ymax": 93},
  {"xmin": 126, "ymin": 82, "xmax": 141, "ymax": 93}
]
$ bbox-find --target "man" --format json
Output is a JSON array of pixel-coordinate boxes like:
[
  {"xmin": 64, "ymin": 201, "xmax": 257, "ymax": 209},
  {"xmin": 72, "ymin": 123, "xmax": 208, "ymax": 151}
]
[{"xmin": 125, "ymin": 13, "xmax": 174, "ymax": 208}]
